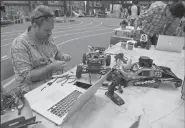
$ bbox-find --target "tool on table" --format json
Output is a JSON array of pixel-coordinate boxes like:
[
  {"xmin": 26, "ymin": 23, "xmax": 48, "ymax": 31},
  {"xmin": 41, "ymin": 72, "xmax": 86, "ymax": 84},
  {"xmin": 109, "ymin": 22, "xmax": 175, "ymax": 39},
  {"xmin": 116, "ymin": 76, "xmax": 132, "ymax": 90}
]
[
  {"xmin": 105, "ymin": 69, "xmax": 125, "ymax": 106},
  {"xmin": 1, "ymin": 116, "xmax": 42, "ymax": 128},
  {"xmin": 41, "ymin": 77, "xmax": 58, "ymax": 91},
  {"xmin": 56, "ymin": 74, "xmax": 76, "ymax": 86}
]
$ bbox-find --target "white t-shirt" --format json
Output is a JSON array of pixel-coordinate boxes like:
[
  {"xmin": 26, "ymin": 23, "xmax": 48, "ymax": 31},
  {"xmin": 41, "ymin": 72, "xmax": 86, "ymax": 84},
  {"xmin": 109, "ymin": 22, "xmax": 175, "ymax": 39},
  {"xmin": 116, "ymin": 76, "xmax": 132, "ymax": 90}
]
[{"xmin": 131, "ymin": 5, "xmax": 138, "ymax": 19}]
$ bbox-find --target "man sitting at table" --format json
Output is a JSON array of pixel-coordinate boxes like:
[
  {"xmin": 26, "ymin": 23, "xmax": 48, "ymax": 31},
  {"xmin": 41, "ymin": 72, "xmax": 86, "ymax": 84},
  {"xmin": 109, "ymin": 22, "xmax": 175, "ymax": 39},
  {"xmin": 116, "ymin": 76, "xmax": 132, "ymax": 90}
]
[
  {"xmin": 134, "ymin": 1, "xmax": 185, "ymax": 46},
  {"xmin": 10, "ymin": 5, "xmax": 71, "ymax": 92}
]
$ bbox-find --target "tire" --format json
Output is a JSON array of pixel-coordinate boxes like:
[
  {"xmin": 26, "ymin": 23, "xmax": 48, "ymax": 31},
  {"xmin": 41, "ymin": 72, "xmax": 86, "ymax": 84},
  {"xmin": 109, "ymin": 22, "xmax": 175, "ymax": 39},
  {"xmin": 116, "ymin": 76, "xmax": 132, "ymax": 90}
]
[
  {"xmin": 76, "ymin": 65, "xmax": 83, "ymax": 79},
  {"xmin": 82, "ymin": 53, "xmax": 86, "ymax": 64},
  {"xmin": 174, "ymin": 81, "xmax": 182, "ymax": 88},
  {"xmin": 134, "ymin": 43, "xmax": 138, "ymax": 48},
  {"xmin": 106, "ymin": 55, "xmax": 111, "ymax": 66},
  {"xmin": 106, "ymin": 72, "xmax": 113, "ymax": 81},
  {"xmin": 146, "ymin": 44, "xmax": 151, "ymax": 50}
]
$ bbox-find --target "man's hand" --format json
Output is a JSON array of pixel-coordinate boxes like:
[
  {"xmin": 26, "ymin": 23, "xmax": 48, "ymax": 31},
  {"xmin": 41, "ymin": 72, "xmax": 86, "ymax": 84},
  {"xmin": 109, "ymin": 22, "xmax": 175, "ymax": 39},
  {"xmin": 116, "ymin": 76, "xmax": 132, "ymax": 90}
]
[
  {"xmin": 50, "ymin": 60, "xmax": 66, "ymax": 72},
  {"xmin": 62, "ymin": 54, "xmax": 71, "ymax": 62}
]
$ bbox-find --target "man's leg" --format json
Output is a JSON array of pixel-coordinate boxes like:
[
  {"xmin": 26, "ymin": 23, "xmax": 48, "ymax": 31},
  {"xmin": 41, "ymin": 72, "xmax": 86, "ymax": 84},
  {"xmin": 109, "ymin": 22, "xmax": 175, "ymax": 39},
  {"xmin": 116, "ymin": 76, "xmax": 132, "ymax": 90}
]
[
  {"xmin": 147, "ymin": 36, "xmax": 152, "ymax": 46},
  {"xmin": 150, "ymin": 35, "xmax": 158, "ymax": 46}
]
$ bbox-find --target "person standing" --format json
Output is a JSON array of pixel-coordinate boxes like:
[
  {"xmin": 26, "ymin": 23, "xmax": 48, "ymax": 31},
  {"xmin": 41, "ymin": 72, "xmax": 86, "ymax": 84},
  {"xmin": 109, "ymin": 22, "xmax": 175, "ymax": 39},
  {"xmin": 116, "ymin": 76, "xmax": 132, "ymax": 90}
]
[
  {"xmin": 129, "ymin": 1, "xmax": 140, "ymax": 26},
  {"xmin": 134, "ymin": 1, "xmax": 185, "ymax": 46}
]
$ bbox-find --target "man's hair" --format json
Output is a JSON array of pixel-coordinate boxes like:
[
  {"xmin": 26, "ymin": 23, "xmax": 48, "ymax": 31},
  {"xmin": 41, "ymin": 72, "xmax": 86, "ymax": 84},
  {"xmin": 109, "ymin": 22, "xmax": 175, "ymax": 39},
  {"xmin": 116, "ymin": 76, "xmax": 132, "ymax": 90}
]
[
  {"xmin": 30, "ymin": 5, "xmax": 55, "ymax": 26},
  {"xmin": 169, "ymin": 1, "xmax": 185, "ymax": 19}
]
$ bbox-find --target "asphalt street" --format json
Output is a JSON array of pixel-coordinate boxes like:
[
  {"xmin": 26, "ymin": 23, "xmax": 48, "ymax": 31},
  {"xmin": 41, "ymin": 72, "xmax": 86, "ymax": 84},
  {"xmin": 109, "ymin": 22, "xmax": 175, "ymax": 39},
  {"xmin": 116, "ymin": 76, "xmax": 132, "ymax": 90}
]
[{"xmin": 1, "ymin": 17, "xmax": 122, "ymax": 75}]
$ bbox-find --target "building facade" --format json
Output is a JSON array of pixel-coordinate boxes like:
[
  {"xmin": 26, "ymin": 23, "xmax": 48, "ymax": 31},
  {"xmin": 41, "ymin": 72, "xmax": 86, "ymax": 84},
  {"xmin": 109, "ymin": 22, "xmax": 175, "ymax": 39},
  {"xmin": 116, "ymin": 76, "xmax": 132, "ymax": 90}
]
[{"xmin": 2, "ymin": 1, "xmax": 65, "ymax": 16}]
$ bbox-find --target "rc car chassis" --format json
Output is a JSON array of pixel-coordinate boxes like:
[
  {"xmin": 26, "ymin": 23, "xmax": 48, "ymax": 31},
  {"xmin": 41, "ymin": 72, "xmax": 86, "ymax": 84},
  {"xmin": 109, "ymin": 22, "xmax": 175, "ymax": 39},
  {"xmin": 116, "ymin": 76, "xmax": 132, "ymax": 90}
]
[
  {"xmin": 76, "ymin": 46, "xmax": 111, "ymax": 79},
  {"xmin": 107, "ymin": 56, "xmax": 182, "ymax": 88}
]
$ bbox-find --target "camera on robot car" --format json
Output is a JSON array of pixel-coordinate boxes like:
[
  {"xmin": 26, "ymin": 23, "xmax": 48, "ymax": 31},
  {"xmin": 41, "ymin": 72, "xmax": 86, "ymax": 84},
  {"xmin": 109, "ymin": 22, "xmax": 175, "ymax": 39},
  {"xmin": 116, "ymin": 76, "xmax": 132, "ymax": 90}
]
[{"xmin": 76, "ymin": 46, "xmax": 111, "ymax": 79}]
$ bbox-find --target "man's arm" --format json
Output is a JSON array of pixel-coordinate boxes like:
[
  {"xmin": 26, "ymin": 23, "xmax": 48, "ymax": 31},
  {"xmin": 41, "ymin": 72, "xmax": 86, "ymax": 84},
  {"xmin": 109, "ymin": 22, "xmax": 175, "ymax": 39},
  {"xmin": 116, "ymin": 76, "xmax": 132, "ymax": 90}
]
[{"xmin": 11, "ymin": 40, "xmax": 54, "ymax": 84}]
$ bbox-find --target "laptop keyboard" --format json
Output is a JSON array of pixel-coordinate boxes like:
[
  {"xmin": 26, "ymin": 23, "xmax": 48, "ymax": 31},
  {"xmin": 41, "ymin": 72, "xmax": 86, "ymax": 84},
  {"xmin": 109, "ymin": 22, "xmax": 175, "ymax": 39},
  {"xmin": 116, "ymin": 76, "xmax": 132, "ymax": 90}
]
[{"xmin": 47, "ymin": 90, "xmax": 82, "ymax": 118}]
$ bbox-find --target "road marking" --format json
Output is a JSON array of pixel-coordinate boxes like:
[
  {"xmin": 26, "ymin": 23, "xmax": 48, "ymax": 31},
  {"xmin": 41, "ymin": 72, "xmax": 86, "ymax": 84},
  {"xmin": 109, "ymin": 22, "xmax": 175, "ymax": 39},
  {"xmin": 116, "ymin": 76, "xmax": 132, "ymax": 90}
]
[
  {"xmin": 1, "ymin": 21, "xmax": 94, "ymax": 41},
  {"xmin": 54, "ymin": 25, "xmax": 107, "ymax": 38},
  {"xmin": 1, "ymin": 21, "xmax": 89, "ymax": 37},
  {"xmin": 1, "ymin": 29, "xmax": 113, "ymax": 61},
  {"xmin": 53, "ymin": 22, "xmax": 102, "ymax": 34},
  {"xmin": 1, "ymin": 21, "xmax": 93, "ymax": 37},
  {"xmin": 1, "ymin": 22, "xmax": 103, "ymax": 47},
  {"xmin": 58, "ymin": 30, "xmax": 113, "ymax": 46},
  {"xmin": 1, "ymin": 19, "xmax": 84, "ymax": 35}
]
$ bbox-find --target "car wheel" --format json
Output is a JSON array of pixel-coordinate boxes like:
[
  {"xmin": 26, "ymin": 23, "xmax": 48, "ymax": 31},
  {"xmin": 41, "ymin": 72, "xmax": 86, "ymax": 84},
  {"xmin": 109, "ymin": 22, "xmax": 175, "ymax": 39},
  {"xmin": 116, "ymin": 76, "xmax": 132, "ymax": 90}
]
[
  {"xmin": 106, "ymin": 72, "xmax": 113, "ymax": 81},
  {"xmin": 76, "ymin": 65, "xmax": 83, "ymax": 79},
  {"xmin": 82, "ymin": 53, "xmax": 86, "ymax": 64},
  {"xmin": 106, "ymin": 55, "xmax": 111, "ymax": 66},
  {"xmin": 146, "ymin": 44, "xmax": 151, "ymax": 50},
  {"xmin": 134, "ymin": 43, "xmax": 138, "ymax": 48},
  {"xmin": 174, "ymin": 82, "xmax": 182, "ymax": 88}
]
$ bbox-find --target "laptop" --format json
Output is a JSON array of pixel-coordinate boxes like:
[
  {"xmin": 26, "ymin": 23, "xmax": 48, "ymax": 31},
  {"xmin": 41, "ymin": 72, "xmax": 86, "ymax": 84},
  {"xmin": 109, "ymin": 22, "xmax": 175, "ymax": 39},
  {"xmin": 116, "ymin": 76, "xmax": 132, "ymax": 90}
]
[
  {"xmin": 24, "ymin": 70, "xmax": 110, "ymax": 126},
  {"xmin": 156, "ymin": 35, "xmax": 184, "ymax": 53}
]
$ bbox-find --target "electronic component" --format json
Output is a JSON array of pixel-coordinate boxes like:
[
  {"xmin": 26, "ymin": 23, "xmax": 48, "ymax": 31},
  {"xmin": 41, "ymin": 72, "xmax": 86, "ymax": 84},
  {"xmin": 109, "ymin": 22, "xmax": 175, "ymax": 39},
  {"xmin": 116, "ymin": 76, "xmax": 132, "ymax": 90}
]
[
  {"xmin": 1, "ymin": 88, "xmax": 25, "ymax": 116},
  {"xmin": 76, "ymin": 46, "xmax": 111, "ymax": 84},
  {"xmin": 111, "ymin": 56, "xmax": 182, "ymax": 88},
  {"xmin": 1, "ymin": 116, "xmax": 41, "ymax": 128}
]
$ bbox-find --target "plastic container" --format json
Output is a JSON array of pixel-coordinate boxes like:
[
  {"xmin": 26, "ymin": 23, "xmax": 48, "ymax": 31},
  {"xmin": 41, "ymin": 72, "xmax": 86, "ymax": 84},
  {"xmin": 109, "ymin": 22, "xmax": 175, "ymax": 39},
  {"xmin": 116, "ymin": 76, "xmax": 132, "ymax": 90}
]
[
  {"xmin": 127, "ymin": 42, "xmax": 134, "ymax": 50},
  {"xmin": 121, "ymin": 42, "xmax": 127, "ymax": 49}
]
